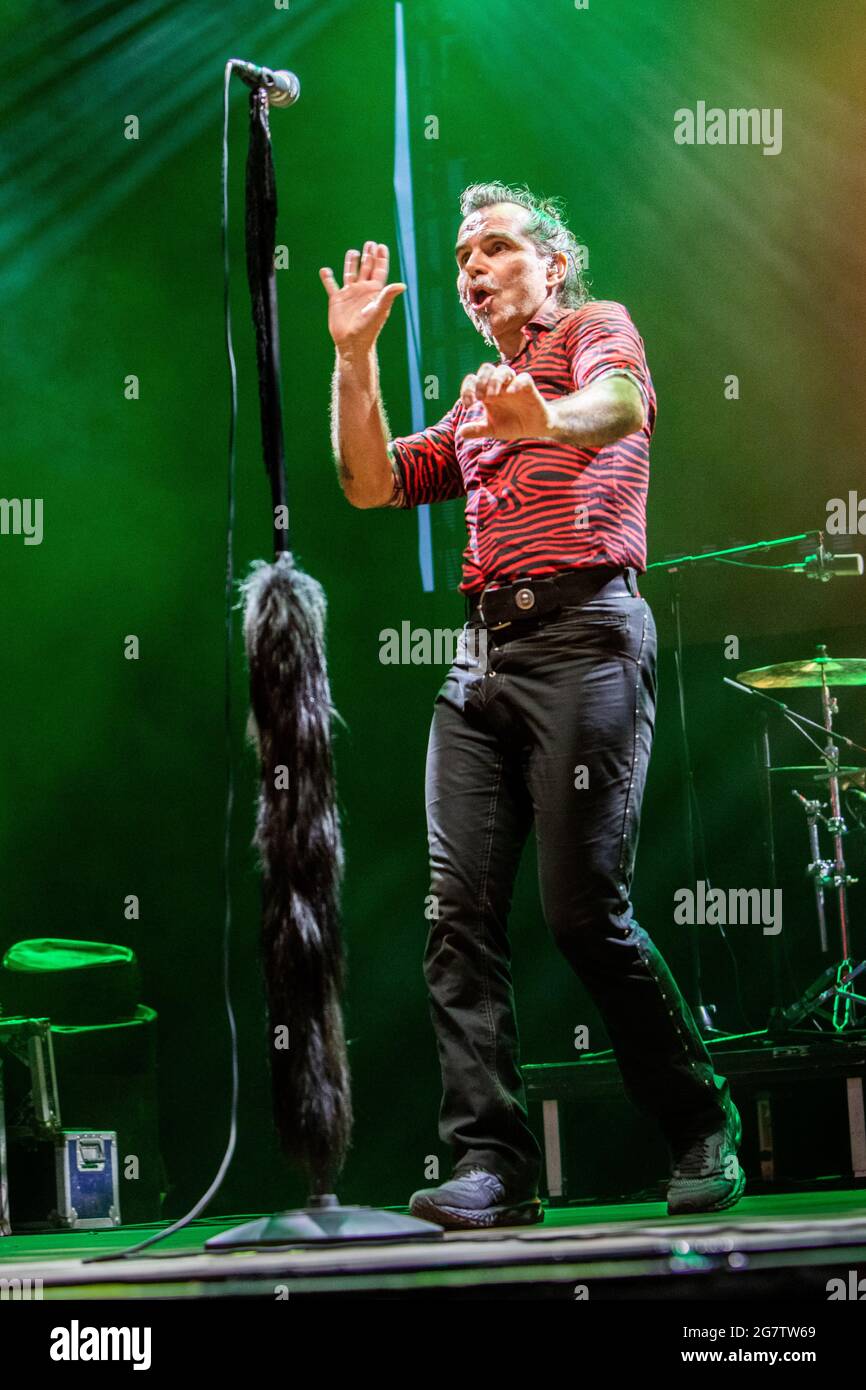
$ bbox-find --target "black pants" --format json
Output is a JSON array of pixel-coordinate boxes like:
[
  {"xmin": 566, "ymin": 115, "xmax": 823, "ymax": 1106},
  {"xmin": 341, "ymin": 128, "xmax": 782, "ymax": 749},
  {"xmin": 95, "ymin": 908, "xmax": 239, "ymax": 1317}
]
[{"xmin": 422, "ymin": 573, "xmax": 730, "ymax": 1195}]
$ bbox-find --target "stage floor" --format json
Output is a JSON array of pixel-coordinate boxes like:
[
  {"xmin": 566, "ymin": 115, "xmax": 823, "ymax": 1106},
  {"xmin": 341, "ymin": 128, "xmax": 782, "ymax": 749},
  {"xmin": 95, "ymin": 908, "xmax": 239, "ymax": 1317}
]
[{"xmin": 2, "ymin": 1188, "xmax": 866, "ymax": 1299}]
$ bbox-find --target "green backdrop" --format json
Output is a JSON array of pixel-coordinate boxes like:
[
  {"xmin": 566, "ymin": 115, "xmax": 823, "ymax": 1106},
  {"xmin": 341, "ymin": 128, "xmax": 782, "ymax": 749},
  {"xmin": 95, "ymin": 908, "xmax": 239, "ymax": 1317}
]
[{"xmin": 1, "ymin": 0, "xmax": 864, "ymax": 1216}]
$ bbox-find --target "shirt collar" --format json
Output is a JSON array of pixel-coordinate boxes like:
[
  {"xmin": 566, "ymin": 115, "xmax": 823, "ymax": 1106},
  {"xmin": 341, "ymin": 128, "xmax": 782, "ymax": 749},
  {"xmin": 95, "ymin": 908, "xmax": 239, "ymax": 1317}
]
[{"xmin": 499, "ymin": 297, "xmax": 573, "ymax": 362}]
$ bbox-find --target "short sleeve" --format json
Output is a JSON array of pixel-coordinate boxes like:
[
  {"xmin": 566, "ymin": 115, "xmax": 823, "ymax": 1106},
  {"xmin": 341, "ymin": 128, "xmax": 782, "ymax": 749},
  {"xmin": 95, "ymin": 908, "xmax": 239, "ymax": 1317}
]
[
  {"xmin": 571, "ymin": 301, "xmax": 656, "ymax": 432},
  {"xmin": 386, "ymin": 403, "xmax": 466, "ymax": 509}
]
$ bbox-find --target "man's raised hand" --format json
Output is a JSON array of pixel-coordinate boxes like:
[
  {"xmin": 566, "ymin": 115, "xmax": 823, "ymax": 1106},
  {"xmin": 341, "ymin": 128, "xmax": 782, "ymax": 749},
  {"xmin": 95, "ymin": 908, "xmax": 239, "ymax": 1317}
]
[
  {"xmin": 456, "ymin": 363, "xmax": 553, "ymax": 442},
  {"xmin": 319, "ymin": 241, "xmax": 406, "ymax": 355}
]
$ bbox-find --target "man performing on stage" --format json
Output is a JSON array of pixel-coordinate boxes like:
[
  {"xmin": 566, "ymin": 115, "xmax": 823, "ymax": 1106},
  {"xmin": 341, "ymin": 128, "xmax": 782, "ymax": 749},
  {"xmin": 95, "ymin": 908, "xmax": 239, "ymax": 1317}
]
[{"xmin": 320, "ymin": 180, "xmax": 745, "ymax": 1228}]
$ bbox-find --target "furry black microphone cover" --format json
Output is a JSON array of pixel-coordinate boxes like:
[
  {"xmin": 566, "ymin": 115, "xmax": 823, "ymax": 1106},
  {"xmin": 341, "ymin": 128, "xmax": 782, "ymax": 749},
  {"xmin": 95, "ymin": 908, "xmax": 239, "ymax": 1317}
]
[{"xmin": 240, "ymin": 551, "xmax": 352, "ymax": 1192}]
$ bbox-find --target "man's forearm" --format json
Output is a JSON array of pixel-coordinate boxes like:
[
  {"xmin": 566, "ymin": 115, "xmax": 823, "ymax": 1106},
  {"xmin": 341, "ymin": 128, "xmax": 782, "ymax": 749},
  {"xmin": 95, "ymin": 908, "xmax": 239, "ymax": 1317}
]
[
  {"xmin": 330, "ymin": 348, "xmax": 396, "ymax": 508},
  {"xmin": 545, "ymin": 376, "xmax": 646, "ymax": 448}
]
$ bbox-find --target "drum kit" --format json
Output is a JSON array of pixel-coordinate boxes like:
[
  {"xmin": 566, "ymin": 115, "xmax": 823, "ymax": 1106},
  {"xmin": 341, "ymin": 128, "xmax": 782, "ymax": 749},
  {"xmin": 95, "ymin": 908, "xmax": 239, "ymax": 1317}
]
[{"xmin": 728, "ymin": 645, "xmax": 866, "ymax": 1035}]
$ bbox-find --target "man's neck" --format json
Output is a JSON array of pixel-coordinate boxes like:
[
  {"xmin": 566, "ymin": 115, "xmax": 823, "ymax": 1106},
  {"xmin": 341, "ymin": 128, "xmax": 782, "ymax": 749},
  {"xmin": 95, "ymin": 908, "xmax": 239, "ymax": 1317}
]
[{"xmin": 495, "ymin": 292, "xmax": 559, "ymax": 360}]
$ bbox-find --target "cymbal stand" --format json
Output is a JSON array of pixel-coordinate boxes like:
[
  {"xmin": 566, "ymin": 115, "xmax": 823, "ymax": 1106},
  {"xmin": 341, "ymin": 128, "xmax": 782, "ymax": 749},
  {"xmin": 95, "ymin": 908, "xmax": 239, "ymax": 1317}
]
[{"xmin": 725, "ymin": 668, "xmax": 866, "ymax": 1034}]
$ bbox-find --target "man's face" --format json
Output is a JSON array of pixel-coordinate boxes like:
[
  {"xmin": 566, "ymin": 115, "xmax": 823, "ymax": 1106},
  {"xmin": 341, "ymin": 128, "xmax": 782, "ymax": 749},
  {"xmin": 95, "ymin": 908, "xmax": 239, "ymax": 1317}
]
[{"xmin": 455, "ymin": 202, "xmax": 562, "ymax": 351}]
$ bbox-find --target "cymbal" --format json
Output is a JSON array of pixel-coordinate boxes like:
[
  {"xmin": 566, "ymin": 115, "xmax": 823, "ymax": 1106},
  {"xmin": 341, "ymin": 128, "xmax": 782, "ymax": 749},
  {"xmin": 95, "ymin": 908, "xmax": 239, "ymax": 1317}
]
[{"xmin": 738, "ymin": 657, "xmax": 866, "ymax": 688}]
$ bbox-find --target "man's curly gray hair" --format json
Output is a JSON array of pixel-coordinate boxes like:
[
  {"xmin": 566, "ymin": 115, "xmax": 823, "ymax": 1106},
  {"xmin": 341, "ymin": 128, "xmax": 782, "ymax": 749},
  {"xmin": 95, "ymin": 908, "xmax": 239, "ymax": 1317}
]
[{"xmin": 458, "ymin": 181, "xmax": 592, "ymax": 309}]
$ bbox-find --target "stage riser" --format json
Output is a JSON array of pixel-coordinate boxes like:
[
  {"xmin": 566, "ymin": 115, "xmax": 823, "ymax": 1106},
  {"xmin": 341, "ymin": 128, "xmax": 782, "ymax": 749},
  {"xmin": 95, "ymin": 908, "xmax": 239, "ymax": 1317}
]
[{"xmin": 524, "ymin": 1044, "xmax": 866, "ymax": 1201}]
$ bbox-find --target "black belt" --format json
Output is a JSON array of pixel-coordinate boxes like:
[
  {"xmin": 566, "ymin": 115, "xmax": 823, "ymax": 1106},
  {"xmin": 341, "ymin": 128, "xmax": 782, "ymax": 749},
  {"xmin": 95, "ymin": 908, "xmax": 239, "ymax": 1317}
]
[{"xmin": 464, "ymin": 566, "xmax": 639, "ymax": 628}]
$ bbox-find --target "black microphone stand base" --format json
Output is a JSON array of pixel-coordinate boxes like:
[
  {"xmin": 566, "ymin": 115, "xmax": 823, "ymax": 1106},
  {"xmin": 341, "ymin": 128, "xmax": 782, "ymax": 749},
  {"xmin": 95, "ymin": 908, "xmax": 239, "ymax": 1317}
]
[
  {"xmin": 768, "ymin": 958, "xmax": 866, "ymax": 1038},
  {"xmin": 695, "ymin": 1001, "xmax": 728, "ymax": 1036},
  {"xmin": 204, "ymin": 1193, "xmax": 443, "ymax": 1249}
]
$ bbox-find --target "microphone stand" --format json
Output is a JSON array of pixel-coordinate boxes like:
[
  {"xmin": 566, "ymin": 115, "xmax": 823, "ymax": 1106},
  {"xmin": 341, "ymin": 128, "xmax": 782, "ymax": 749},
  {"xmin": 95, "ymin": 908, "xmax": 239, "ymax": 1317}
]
[{"xmin": 207, "ymin": 72, "xmax": 441, "ymax": 1251}]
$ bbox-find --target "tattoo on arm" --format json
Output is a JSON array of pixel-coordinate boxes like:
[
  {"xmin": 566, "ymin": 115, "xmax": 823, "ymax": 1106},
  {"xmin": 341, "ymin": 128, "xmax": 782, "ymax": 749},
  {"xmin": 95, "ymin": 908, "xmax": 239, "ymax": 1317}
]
[{"xmin": 384, "ymin": 457, "xmax": 407, "ymax": 509}]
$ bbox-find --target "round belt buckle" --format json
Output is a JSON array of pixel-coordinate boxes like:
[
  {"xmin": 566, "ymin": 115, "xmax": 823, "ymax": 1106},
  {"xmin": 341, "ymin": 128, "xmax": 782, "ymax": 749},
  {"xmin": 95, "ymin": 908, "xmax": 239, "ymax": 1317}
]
[{"xmin": 515, "ymin": 586, "xmax": 536, "ymax": 612}]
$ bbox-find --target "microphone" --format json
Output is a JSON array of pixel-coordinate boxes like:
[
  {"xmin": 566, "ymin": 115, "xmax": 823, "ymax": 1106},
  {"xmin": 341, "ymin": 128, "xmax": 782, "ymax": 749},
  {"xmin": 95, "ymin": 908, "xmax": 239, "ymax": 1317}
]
[
  {"xmin": 230, "ymin": 60, "xmax": 300, "ymax": 108},
  {"xmin": 790, "ymin": 541, "xmax": 864, "ymax": 582}
]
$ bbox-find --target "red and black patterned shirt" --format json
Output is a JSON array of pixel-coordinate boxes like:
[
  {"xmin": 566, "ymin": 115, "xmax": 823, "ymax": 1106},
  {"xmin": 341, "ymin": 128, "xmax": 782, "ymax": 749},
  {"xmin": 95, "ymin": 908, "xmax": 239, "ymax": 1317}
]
[{"xmin": 386, "ymin": 297, "xmax": 657, "ymax": 594}]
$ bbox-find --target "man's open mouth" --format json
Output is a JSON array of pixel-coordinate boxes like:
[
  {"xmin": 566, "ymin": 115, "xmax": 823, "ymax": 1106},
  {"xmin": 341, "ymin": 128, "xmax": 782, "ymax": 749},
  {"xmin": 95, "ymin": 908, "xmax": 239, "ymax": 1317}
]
[{"xmin": 470, "ymin": 286, "xmax": 496, "ymax": 310}]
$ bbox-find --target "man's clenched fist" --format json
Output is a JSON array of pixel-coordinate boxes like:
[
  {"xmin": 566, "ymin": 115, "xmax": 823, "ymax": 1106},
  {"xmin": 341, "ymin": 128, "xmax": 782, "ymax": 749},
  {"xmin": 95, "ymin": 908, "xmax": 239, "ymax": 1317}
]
[{"xmin": 456, "ymin": 363, "xmax": 553, "ymax": 442}]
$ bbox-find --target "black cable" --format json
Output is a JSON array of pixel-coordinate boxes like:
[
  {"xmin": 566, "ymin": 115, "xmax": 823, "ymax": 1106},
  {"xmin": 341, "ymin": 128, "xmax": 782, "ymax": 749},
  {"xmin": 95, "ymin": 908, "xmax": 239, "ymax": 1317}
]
[
  {"xmin": 84, "ymin": 62, "xmax": 241, "ymax": 1263},
  {"xmin": 712, "ymin": 558, "xmax": 804, "ymax": 572},
  {"xmin": 669, "ymin": 573, "xmax": 751, "ymax": 1032}
]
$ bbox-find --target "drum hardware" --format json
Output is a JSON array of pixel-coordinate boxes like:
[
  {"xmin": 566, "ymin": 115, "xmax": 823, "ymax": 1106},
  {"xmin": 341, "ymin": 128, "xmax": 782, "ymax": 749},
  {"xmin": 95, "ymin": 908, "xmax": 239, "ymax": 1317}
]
[
  {"xmin": 727, "ymin": 644, "xmax": 866, "ymax": 1035},
  {"xmin": 647, "ymin": 531, "xmax": 863, "ymax": 1037},
  {"xmin": 766, "ymin": 765, "xmax": 862, "ymax": 780}
]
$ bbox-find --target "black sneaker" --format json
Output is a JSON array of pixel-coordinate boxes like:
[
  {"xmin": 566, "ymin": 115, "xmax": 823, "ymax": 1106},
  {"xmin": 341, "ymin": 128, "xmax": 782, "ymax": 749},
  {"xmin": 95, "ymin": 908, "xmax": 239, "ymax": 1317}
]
[
  {"xmin": 409, "ymin": 1167, "xmax": 544, "ymax": 1229},
  {"xmin": 666, "ymin": 1098, "xmax": 746, "ymax": 1216}
]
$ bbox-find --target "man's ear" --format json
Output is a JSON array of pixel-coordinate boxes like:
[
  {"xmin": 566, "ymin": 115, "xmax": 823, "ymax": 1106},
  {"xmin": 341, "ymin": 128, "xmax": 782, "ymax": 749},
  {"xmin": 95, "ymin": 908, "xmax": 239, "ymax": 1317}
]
[{"xmin": 547, "ymin": 250, "xmax": 568, "ymax": 292}]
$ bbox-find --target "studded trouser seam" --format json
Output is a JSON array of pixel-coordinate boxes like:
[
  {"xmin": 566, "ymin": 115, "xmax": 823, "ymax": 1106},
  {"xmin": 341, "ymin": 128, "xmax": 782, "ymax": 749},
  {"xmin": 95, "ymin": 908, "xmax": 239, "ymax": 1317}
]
[
  {"xmin": 476, "ymin": 750, "xmax": 515, "ymax": 1111},
  {"xmin": 616, "ymin": 604, "xmax": 647, "ymax": 886}
]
